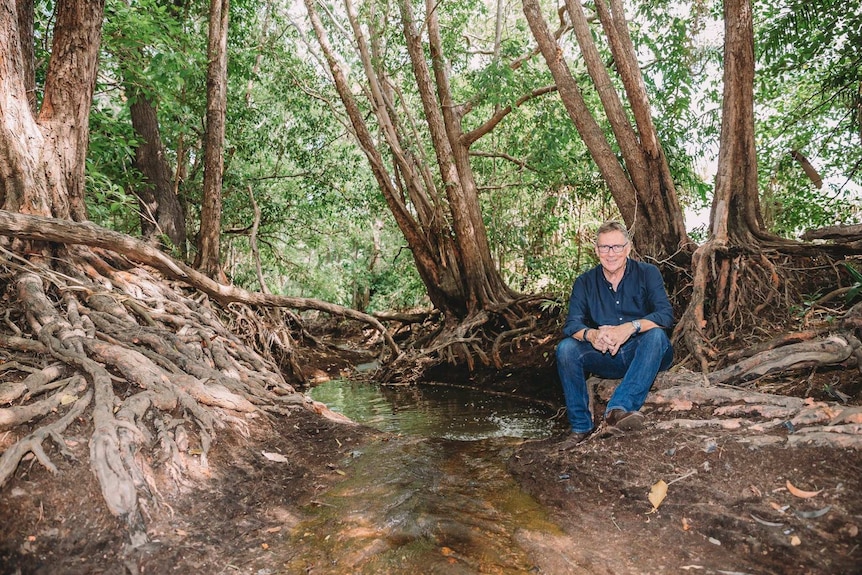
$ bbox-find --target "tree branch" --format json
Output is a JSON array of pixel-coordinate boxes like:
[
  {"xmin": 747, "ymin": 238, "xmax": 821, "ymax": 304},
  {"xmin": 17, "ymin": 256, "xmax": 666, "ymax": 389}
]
[
  {"xmin": 462, "ymin": 85, "xmax": 557, "ymax": 147},
  {"xmin": 0, "ymin": 210, "xmax": 402, "ymax": 359}
]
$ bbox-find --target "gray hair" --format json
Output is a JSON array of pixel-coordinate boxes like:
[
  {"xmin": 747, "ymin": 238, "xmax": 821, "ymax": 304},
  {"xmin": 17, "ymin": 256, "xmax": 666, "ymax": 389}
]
[{"xmin": 595, "ymin": 221, "xmax": 630, "ymax": 241}]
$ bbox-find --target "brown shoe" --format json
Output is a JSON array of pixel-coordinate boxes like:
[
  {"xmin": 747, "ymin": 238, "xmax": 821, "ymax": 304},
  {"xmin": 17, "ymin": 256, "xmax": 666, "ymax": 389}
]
[
  {"xmin": 604, "ymin": 409, "xmax": 645, "ymax": 432},
  {"xmin": 558, "ymin": 430, "xmax": 593, "ymax": 450}
]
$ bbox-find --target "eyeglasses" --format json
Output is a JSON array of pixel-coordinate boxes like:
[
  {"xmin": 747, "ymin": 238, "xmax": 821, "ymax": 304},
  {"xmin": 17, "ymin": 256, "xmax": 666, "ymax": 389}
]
[{"xmin": 596, "ymin": 242, "xmax": 628, "ymax": 254}]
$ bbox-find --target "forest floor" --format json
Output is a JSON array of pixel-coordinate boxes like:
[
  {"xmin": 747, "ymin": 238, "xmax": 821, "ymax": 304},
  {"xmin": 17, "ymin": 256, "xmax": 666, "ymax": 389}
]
[{"xmin": 1, "ymin": 321, "xmax": 860, "ymax": 575}]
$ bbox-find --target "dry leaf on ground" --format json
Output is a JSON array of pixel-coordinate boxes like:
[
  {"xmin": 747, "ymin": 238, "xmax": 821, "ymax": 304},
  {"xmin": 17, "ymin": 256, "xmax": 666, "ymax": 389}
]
[
  {"xmin": 786, "ymin": 479, "xmax": 821, "ymax": 499},
  {"xmin": 649, "ymin": 480, "xmax": 668, "ymax": 510}
]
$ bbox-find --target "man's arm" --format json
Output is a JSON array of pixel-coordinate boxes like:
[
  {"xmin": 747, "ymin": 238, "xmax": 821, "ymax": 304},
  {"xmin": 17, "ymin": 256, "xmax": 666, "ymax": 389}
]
[
  {"xmin": 561, "ymin": 275, "xmax": 590, "ymax": 338},
  {"xmin": 640, "ymin": 264, "xmax": 674, "ymax": 329}
]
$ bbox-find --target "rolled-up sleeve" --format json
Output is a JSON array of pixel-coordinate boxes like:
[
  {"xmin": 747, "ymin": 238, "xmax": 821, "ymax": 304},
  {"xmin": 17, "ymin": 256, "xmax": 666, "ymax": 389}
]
[
  {"xmin": 562, "ymin": 276, "xmax": 591, "ymax": 337},
  {"xmin": 641, "ymin": 264, "xmax": 674, "ymax": 328}
]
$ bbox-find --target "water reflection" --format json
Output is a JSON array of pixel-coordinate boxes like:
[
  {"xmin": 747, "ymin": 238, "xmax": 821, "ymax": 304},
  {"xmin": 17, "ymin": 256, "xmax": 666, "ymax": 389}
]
[
  {"xmin": 280, "ymin": 436, "xmax": 572, "ymax": 574},
  {"xmin": 281, "ymin": 380, "xmax": 577, "ymax": 574},
  {"xmin": 308, "ymin": 380, "xmax": 561, "ymax": 440}
]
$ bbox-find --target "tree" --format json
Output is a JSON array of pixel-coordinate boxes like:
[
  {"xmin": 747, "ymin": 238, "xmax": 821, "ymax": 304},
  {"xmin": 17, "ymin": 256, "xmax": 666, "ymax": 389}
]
[
  {"xmin": 129, "ymin": 89, "xmax": 189, "ymax": 253},
  {"xmin": 1, "ymin": 0, "xmax": 104, "ymax": 223},
  {"xmin": 522, "ymin": 0, "xmax": 693, "ymax": 262},
  {"xmin": 104, "ymin": 0, "xmax": 189, "ymax": 256},
  {"xmin": 303, "ymin": 0, "xmax": 526, "ymax": 322},
  {"xmin": 195, "ymin": 0, "xmax": 230, "ymax": 279},
  {"xmin": 0, "ymin": 0, "xmax": 398, "ymax": 546}
]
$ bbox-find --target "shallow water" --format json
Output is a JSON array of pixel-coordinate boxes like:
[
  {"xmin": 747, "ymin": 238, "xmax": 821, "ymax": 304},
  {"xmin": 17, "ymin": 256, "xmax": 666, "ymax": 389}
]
[
  {"xmin": 279, "ymin": 380, "xmax": 573, "ymax": 573},
  {"xmin": 309, "ymin": 380, "xmax": 561, "ymax": 440}
]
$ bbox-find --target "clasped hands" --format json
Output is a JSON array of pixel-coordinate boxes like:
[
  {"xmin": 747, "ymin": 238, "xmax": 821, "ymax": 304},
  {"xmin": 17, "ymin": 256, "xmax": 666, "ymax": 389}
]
[{"xmin": 585, "ymin": 323, "xmax": 635, "ymax": 356}]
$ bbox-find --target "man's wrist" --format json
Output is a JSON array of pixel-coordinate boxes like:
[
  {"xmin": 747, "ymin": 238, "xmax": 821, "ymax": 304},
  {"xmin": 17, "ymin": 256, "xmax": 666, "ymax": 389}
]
[
  {"xmin": 631, "ymin": 320, "xmax": 642, "ymax": 334},
  {"xmin": 583, "ymin": 328, "xmax": 591, "ymax": 342}
]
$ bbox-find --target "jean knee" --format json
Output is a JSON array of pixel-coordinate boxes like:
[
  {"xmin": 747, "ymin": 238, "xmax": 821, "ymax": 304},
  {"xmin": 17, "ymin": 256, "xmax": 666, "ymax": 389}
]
[
  {"xmin": 641, "ymin": 327, "xmax": 670, "ymax": 348},
  {"xmin": 556, "ymin": 337, "xmax": 582, "ymax": 365}
]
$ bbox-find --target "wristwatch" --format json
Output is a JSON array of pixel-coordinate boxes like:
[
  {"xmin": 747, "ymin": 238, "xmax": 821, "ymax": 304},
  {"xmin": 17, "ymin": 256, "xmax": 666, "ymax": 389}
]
[{"xmin": 631, "ymin": 320, "xmax": 642, "ymax": 334}]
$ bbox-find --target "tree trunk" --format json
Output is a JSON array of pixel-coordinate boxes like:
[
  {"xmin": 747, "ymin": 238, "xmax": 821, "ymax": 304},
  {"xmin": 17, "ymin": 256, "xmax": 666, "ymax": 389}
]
[
  {"xmin": 308, "ymin": 0, "xmax": 519, "ymax": 322},
  {"xmin": 421, "ymin": 0, "xmax": 514, "ymax": 310},
  {"xmin": 129, "ymin": 92, "xmax": 188, "ymax": 256},
  {"xmin": 195, "ymin": 0, "xmax": 229, "ymax": 280},
  {"xmin": 676, "ymin": 0, "xmax": 775, "ymax": 369},
  {"xmin": 709, "ymin": 0, "xmax": 762, "ymax": 246},
  {"xmin": 522, "ymin": 0, "xmax": 692, "ymax": 261},
  {"xmin": 15, "ymin": 0, "xmax": 36, "ymax": 114},
  {"xmin": 1, "ymin": 0, "xmax": 104, "ymax": 223},
  {"xmin": 591, "ymin": 0, "xmax": 691, "ymax": 259}
]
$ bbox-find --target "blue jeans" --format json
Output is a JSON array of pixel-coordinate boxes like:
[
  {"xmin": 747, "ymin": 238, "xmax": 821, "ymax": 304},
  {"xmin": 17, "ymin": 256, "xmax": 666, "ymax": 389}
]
[{"xmin": 556, "ymin": 329, "xmax": 673, "ymax": 433}]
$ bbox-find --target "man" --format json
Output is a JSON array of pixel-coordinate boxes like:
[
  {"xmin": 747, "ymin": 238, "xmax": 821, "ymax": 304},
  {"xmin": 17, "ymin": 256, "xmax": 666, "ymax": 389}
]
[{"xmin": 556, "ymin": 221, "xmax": 674, "ymax": 446}]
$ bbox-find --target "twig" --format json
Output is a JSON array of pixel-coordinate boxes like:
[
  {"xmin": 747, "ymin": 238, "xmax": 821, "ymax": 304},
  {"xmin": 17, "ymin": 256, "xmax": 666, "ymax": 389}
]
[{"xmin": 667, "ymin": 469, "xmax": 698, "ymax": 486}]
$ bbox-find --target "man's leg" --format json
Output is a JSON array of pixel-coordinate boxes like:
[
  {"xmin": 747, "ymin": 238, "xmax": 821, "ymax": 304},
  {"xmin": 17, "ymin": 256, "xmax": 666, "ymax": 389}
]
[
  {"xmin": 556, "ymin": 337, "xmax": 626, "ymax": 433},
  {"xmin": 606, "ymin": 328, "xmax": 673, "ymax": 414}
]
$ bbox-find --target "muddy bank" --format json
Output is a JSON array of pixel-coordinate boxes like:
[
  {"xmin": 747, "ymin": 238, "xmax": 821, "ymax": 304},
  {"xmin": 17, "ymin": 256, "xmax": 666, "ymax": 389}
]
[
  {"xmin": 509, "ymin": 417, "xmax": 862, "ymax": 575},
  {"xmin": 1, "ymin": 330, "xmax": 860, "ymax": 575},
  {"xmin": 0, "ymin": 407, "xmax": 375, "ymax": 575}
]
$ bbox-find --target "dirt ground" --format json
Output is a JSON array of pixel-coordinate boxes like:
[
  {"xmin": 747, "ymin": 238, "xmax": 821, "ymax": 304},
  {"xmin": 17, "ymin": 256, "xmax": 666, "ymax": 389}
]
[{"xmin": 1, "ymin": 330, "xmax": 860, "ymax": 575}]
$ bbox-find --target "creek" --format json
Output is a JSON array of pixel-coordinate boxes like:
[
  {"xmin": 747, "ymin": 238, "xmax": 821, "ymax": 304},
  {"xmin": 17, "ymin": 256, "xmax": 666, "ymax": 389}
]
[{"xmin": 277, "ymin": 380, "xmax": 576, "ymax": 574}]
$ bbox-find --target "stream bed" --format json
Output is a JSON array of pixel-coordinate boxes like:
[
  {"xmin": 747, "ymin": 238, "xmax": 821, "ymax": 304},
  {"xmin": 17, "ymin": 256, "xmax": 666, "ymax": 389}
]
[{"xmin": 276, "ymin": 380, "xmax": 576, "ymax": 573}]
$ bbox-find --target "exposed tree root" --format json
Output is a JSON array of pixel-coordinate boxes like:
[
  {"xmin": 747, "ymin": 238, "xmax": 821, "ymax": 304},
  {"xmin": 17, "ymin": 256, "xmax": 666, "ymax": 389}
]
[
  {"xmin": 377, "ymin": 294, "xmax": 555, "ymax": 383},
  {"xmin": 589, "ymin": 368, "xmax": 862, "ymax": 450},
  {"xmin": 0, "ymin": 240, "xmax": 350, "ymax": 546},
  {"xmin": 0, "ymin": 210, "xmax": 401, "ymax": 359},
  {"xmin": 674, "ymin": 239, "xmax": 857, "ymax": 373}
]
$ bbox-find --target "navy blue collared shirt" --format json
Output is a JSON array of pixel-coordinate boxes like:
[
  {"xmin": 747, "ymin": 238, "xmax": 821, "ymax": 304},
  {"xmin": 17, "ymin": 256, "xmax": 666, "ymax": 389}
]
[{"xmin": 562, "ymin": 258, "xmax": 674, "ymax": 337}]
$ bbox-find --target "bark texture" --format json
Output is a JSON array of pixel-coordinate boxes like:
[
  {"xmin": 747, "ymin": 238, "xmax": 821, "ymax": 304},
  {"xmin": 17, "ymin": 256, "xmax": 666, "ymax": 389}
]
[
  {"xmin": 129, "ymin": 92, "xmax": 188, "ymax": 255},
  {"xmin": 1, "ymin": 0, "xmax": 104, "ymax": 222},
  {"xmin": 195, "ymin": 0, "xmax": 230, "ymax": 279}
]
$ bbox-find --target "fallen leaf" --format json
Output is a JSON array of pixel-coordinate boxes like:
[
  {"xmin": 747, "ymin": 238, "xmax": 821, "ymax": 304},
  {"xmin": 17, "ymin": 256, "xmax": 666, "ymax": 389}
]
[
  {"xmin": 441, "ymin": 546, "xmax": 454, "ymax": 556},
  {"xmin": 794, "ymin": 505, "xmax": 831, "ymax": 519},
  {"xmin": 749, "ymin": 485, "xmax": 762, "ymax": 497},
  {"xmin": 334, "ymin": 469, "xmax": 346, "ymax": 476},
  {"xmin": 262, "ymin": 451, "xmax": 288, "ymax": 463},
  {"xmin": 786, "ymin": 480, "xmax": 821, "ymax": 499},
  {"xmin": 261, "ymin": 542, "xmax": 269, "ymax": 550},
  {"xmin": 682, "ymin": 517, "xmax": 692, "ymax": 531},
  {"xmin": 750, "ymin": 513, "xmax": 784, "ymax": 527},
  {"xmin": 265, "ymin": 526, "xmax": 281, "ymax": 534},
  {"xmin": 790, "ymin": 535, "xmax": 802, "ymax": 546},
  {"xmin": 649, "ymin": 480, "xmax": 668, "ymax": 510},
  {"xmin": 59, "ymin": 394, "xmax": 78, "ymax": 405}
]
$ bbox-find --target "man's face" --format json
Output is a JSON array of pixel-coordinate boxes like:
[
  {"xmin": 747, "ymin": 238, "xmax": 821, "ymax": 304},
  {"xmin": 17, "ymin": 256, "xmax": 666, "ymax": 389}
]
[{"xmin": 595, "ymin": 230, "xmax": 630, "ymax": 274}]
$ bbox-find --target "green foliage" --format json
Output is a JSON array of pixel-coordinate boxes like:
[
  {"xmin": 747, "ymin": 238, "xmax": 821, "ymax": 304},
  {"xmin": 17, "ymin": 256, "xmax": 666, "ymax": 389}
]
[
  {"xmin": 73, "ymin": 0, "xmax": 862, "ymax": 317},
  {"xmin": 844, "ymin": 263, "xmax": 862, "ymax": 304},
  {"xmin": 86, "ymin": 105, "xmax": 142, "ymax": 234},
  {"xmin": 754, "ymin": 0, "xmax": 862, "ymax": 237}
]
